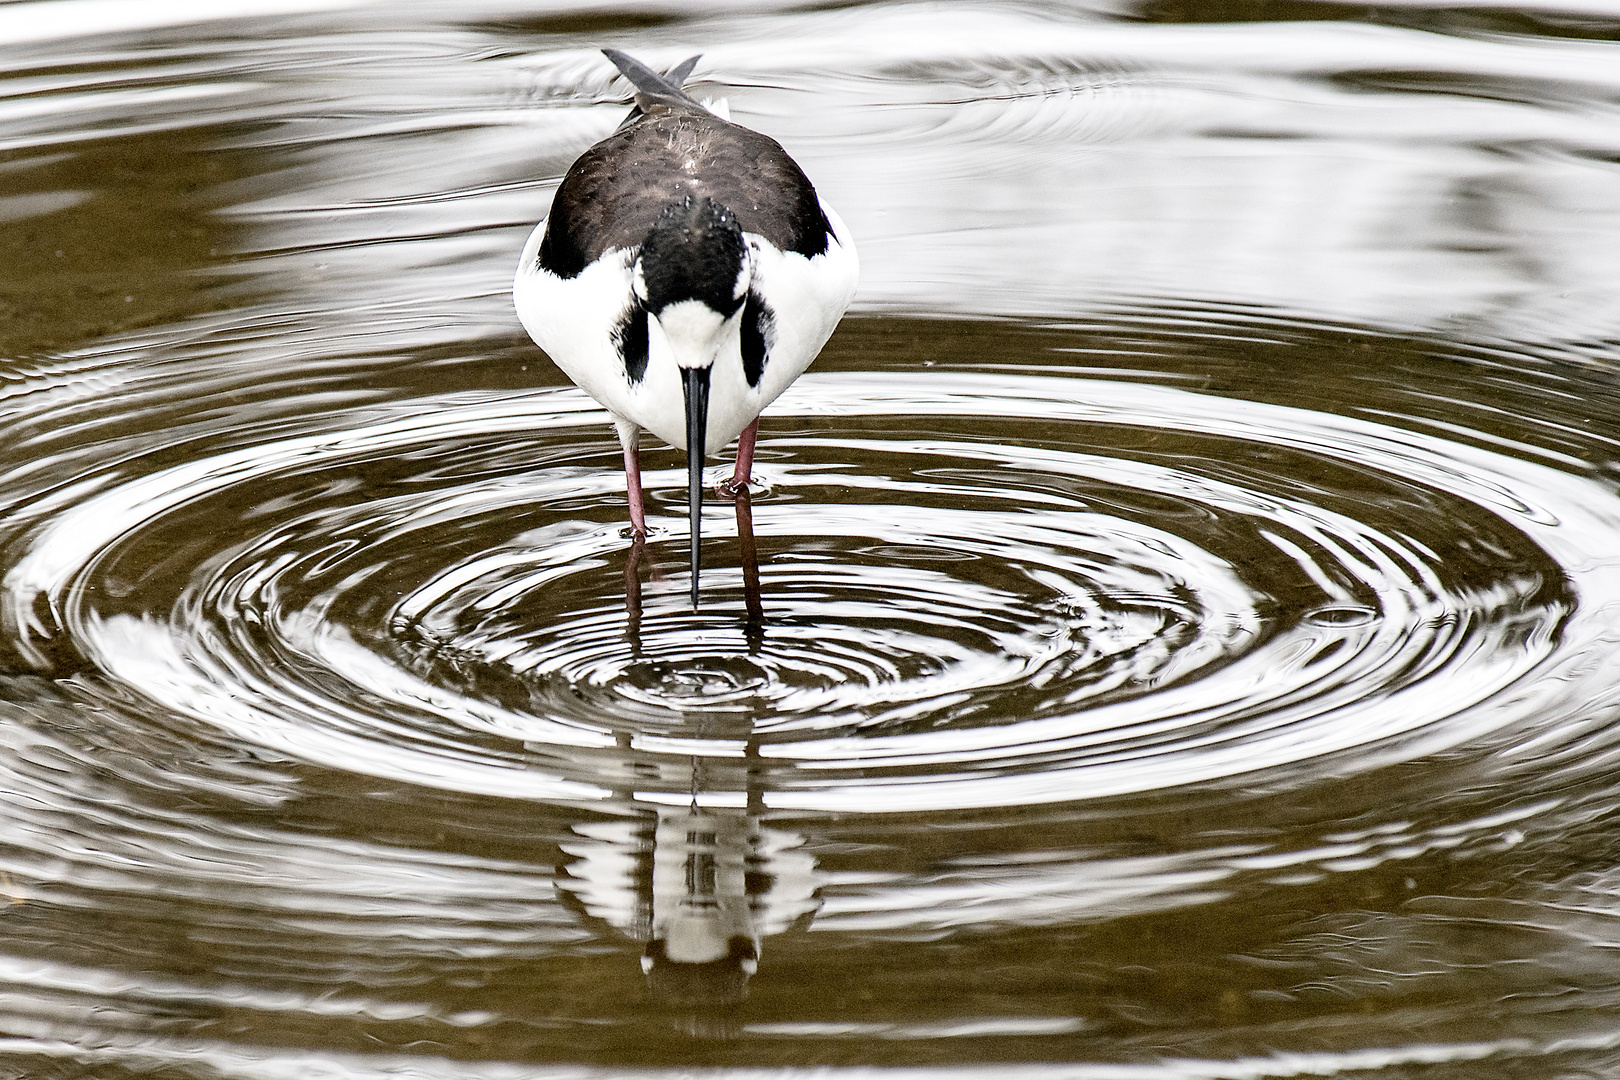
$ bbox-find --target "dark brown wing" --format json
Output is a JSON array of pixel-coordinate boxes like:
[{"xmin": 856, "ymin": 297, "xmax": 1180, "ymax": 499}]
[{"xmin": 538, "ymin": 108, "xmax": 833, "ymax": 279}]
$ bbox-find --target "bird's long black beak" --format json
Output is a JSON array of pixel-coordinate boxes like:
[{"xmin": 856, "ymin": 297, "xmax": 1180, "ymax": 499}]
[{"xmin": 681, "ymin": 366, "xmax": 711, "ymax": 608}]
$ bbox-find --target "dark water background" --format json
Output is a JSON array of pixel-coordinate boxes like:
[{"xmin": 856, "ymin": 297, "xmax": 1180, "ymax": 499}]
[{"xmin": 5, "ymin": 0, "xmax": 1620, "ymax": 1076}]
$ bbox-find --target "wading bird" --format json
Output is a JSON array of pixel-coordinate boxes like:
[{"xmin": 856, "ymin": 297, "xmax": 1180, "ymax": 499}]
[{"xmin": 514, "ymin": 49, "xmax": 859, "ymax": 606}]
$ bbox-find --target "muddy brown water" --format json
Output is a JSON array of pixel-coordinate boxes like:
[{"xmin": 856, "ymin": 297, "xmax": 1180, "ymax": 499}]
[{"xmin": 4, "ymin": 2, "xmax": 1620, "ymax": 1076}]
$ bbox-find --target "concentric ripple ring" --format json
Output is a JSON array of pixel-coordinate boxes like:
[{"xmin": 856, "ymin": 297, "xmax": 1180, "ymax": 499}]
[{"xmin": 6, "ymin": 372, "xmax": 1617, "ymax": 814}]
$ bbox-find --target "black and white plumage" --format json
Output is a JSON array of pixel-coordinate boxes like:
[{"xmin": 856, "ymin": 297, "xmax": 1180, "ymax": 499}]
[{"xmin": 514, "ymin": 49, "xmax": 858, "ymax": 606}]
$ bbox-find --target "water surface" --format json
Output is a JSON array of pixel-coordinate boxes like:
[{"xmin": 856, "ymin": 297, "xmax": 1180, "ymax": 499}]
[{"xmin": 4, "ymin": 1, "xmax": 1620, "ymax": 1076}]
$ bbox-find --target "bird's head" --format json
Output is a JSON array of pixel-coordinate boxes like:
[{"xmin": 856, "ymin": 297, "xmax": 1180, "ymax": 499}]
[
  {"xmin": 633, "ymin": 194, "xmax": 752, "ymax": 374},
  {"xmin": 633, "ymin": 195, "xmax": 754, "ymax": 606}
]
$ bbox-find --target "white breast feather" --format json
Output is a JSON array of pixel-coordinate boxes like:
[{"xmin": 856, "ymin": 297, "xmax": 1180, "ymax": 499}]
[{"xmin": 514, "ymin": 198, "xmax": 859, "ymax": 456}]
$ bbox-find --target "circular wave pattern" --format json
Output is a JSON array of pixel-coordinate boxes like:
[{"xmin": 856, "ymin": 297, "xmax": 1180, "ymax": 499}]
[{"xmin": 6, "ymin": 372, "xmax": 1615, "ymax": 813}]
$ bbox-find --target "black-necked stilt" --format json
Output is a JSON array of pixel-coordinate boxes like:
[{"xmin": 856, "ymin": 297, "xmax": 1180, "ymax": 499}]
[{"xmin": 514, "ymin": 49, "xmax": 858, "ymax": 606}]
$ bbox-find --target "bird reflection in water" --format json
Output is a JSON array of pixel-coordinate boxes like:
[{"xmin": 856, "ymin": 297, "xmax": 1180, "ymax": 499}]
[{"xmin": 562, "ymin": 486, "xmax": 816, "ymax": 1009}]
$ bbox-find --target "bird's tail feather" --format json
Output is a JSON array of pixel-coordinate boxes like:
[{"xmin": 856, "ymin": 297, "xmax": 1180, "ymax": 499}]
[
  {"xmin": 663, "ymin": 54, "xmax": 701, "ymax": 87},
  {"xmin": 608, "ymin": 51, "xmax": 703, "ymax": 129},
  {"xmin": 603, "ymin": 49, "xmax": 702, "ymax": 109}
]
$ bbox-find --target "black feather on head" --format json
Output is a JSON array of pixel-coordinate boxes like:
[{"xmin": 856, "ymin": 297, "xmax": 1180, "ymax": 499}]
[{"xmin": 638, "ymin": 196, "xmax": 747, "ymax": 316}]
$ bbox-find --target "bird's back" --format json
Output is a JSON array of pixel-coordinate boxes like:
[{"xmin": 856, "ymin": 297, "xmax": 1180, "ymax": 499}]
[{"xmin": 538, "ymin": 105, "xmax": 833, "ymax": 279}]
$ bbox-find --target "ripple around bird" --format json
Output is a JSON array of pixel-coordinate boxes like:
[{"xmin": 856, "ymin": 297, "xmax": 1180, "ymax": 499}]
[{"xmin": 8, "ymin": 367, "xmax": 1612, "ymax": 815}]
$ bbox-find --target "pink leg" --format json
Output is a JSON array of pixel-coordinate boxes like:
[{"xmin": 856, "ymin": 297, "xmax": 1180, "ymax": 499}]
[
  {"xmin": 621, "ymin": 436, "xmax": 647, "ymax": 537},
  {"xmin": 719, "ymin": 417, "xmax": 759, "ymax": 497}
]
